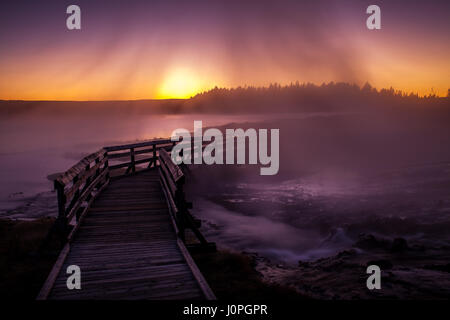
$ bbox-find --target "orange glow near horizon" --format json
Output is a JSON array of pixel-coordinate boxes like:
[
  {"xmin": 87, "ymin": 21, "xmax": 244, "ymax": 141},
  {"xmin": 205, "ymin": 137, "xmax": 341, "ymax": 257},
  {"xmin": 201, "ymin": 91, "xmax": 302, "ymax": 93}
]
[
  {"xmin": 0, "ymin": 2, "xmax": 448, "ymax": 100},
  {"xmin": 0, "ymin": 53, "xmax": 447, "ymax": 100},
  {"xmin": 0, "ymin": 45, "xmax": 448, "ymax": 100},
  {"xmin": 0, "ymin": 54, "xmax": 447, "ymax": 101},
  {"xmin": 0, "ymin": 80, "xmax": 446, "ymax": 101},
  {"xmin": 156, "ymin": 68, "xmax": 212, "ymax": 99}
]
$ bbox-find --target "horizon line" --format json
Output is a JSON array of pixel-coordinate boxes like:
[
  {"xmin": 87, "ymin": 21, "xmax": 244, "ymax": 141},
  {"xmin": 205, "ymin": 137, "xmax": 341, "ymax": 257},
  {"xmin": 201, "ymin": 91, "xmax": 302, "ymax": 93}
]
[{"xmin": 0, "ymin": 82, "xmax": 448, "ymax": 101}]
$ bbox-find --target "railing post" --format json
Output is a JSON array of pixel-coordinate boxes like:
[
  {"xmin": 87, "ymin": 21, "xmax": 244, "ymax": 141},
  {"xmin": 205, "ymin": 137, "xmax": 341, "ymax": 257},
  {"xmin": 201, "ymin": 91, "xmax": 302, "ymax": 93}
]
[
  {"xmin": 130, "ymin": 147, "xmax": 135, "ymax": 174},
  {"xmin": 174, "ymin": 182, "xmax": 186, "ymax": 241},
  {"xmin": 191, "ymin": 139, "xmax": 195, "ymax": 164},
  {"xmin": 105, "ymin": 151, "xmax": 110, "ymax": 180},
  {"xmin": 152, "ymin": 144, "xmax": 157, "ymax": 167},
  {"xmin": 72, "ymin": 176, "xmax": 80, "ymax": 222},
  {"xmin": 54, "ymin": 179, "xmax": 67, "ymax": 233},
  {"xmin": 84, "ymin": 163, "xmax": 91, "ymax": 189},
  {"xmin": 95, "ymin": 157, "xmax": 100, "ymax": 178}
]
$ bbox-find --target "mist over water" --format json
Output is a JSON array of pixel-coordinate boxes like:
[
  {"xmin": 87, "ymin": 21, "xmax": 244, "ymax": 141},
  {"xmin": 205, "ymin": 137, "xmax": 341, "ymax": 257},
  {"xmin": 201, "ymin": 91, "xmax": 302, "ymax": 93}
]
[
  {"xmin": 191, "ymin": 163, "xmax": 450, "ymax": 263},
  {"xmin": 0, "ymin": 109, "xmax": 277, "ymax": 213},
  {"xmin": 1, "ymin": 100, "xmax": 450, "ymax": 265},
  {"xmin": 0, "ymin": 104, "xmax": 317, "ymax": 214},
  {"xmin": 185, "ymin": 110, "xmax": 450, "ymax": 263}
]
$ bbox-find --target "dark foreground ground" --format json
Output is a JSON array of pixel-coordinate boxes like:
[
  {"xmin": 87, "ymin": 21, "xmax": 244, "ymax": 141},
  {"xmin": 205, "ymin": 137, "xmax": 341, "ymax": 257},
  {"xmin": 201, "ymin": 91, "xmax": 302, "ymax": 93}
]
[
  {"xmin": 181, "ymin": 113, "xmax": 450, "ymax": 300},
  {"xmin": 4, "ymin": 217, "xmax": 449, "ymax": 300},
  {"xmin": 0, "ymin": 218, "xmax": 304, "ymax": 299},
  {"xmin": 249, "ymin": 238, "xmax": 450, "ymax": 300},
  {"xmin": 0, "ymin": 218, "xmax": 60, "ymax": 299},
  {"xmin": 2, "ymin": 110, "xmax": 450, "ymax": 299}
]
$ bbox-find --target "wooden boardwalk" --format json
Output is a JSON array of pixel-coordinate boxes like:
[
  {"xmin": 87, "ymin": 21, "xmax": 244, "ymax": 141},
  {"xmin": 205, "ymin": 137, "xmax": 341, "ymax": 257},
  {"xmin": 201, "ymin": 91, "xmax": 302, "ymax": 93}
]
[{"xmin": 38, "ymin": 141, "xmax": 215, "ymax": 300}]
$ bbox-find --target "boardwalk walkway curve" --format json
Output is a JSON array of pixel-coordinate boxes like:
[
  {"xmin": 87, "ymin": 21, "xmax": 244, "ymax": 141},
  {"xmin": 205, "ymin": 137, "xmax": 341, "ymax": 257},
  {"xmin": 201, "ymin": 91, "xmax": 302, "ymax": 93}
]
[{"xmin": 37, "ymin": 139, "xmax": 216, "ymax": 300}]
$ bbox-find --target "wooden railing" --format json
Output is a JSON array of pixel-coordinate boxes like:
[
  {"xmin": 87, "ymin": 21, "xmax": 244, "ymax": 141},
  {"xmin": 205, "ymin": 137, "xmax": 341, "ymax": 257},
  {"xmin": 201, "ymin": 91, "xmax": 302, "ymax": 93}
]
[
  {"xmin": 53, "ymin": 138, "xmax": 215, "ymax": 251},
  {"xmin": 54, "ymin": 149, "xmax": 109, "ymax": 240},
  {"xmin": 159, "ymin": 149, "xmax": 215, "ymax": 251},
  {"xmin": 104, "ymin": 139, "xmax": 174, "ymax": 174}
]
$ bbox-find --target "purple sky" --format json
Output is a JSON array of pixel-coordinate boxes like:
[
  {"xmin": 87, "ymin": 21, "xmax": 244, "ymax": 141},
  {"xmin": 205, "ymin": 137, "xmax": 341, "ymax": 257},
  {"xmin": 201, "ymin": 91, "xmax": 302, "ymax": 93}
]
[{"xmin": 0, "ymin": 0, "xmax": 448, "ymax": 99}]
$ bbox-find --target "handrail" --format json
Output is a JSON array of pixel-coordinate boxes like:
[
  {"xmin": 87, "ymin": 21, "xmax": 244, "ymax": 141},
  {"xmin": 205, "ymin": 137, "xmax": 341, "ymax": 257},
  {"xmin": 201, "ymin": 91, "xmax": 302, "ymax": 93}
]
[
  {"xmin": 105, "ymin": 139, "xmax": 175, "ymax": 174},
  {"xmin": 54, "ymin": 139, "xmax": 174, "ymax": 238},
  {"xmin": 158, "ymin": 149, "xmax": 214, "ymax": 250},
  {"xmin": 53, "ymin": 138, "xmax": 214, "ymax": 251},
  {"xmin": 53, "ymin": 149, "xmax": 109, "ymax": 239},
  {"xmin": 104, "ymin": 138, "xmax": 172, "ymax": 151},
  {"xmin": 41, "ymin": 138, "xmax": 216, "ymax": 301}
]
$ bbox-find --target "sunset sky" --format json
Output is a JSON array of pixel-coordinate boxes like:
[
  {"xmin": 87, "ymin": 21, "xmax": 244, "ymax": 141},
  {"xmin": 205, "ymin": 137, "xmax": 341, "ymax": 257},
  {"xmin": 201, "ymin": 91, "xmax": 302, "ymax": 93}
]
[{"xmin": 0, "ymin": 0, "xmax": 449, "ymax": 100}]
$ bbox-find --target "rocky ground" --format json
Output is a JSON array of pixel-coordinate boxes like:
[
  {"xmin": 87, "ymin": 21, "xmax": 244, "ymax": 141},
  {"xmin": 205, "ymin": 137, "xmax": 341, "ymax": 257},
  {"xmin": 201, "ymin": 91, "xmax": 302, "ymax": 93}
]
[
  {"xmin": 188, "ymin": 161, "xmax": 450, "ymax": 300},
  {"xmin": 0, "ymin": 191, "xmax": 57, "ymax": 220},
  {"xmin": 0, "ymin": 217, "xmax": 62, "ymax": 299},
  {"xmin": 249, "ymin": 233, "xmax": 450, "ymax": 299}
]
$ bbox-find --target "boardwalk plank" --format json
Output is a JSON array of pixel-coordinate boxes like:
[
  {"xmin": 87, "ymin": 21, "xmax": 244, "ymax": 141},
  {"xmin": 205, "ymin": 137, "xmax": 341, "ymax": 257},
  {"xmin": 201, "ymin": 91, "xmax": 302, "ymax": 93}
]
[{"xmin": 45, "ymin": 169, "xmax": 212, "ymax": 300}]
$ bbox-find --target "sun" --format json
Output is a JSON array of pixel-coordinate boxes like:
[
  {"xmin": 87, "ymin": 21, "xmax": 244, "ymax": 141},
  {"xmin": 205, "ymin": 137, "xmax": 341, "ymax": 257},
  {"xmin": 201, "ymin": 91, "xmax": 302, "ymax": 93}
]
[{"xmin": 157, "ymin": 68, "xmax": 204, "ymax": 99}]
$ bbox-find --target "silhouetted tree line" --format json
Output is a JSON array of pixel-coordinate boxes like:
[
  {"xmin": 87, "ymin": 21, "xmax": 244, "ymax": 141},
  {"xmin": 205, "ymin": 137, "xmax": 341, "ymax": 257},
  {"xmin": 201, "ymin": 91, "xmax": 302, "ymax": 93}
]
[
  {"xmin": 1, "ymin": 82, "xmax": 448, "ymax": 116},
  {"xmin": 186, "ymin": 82, "xmax": 448, "ymax": 113}
]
